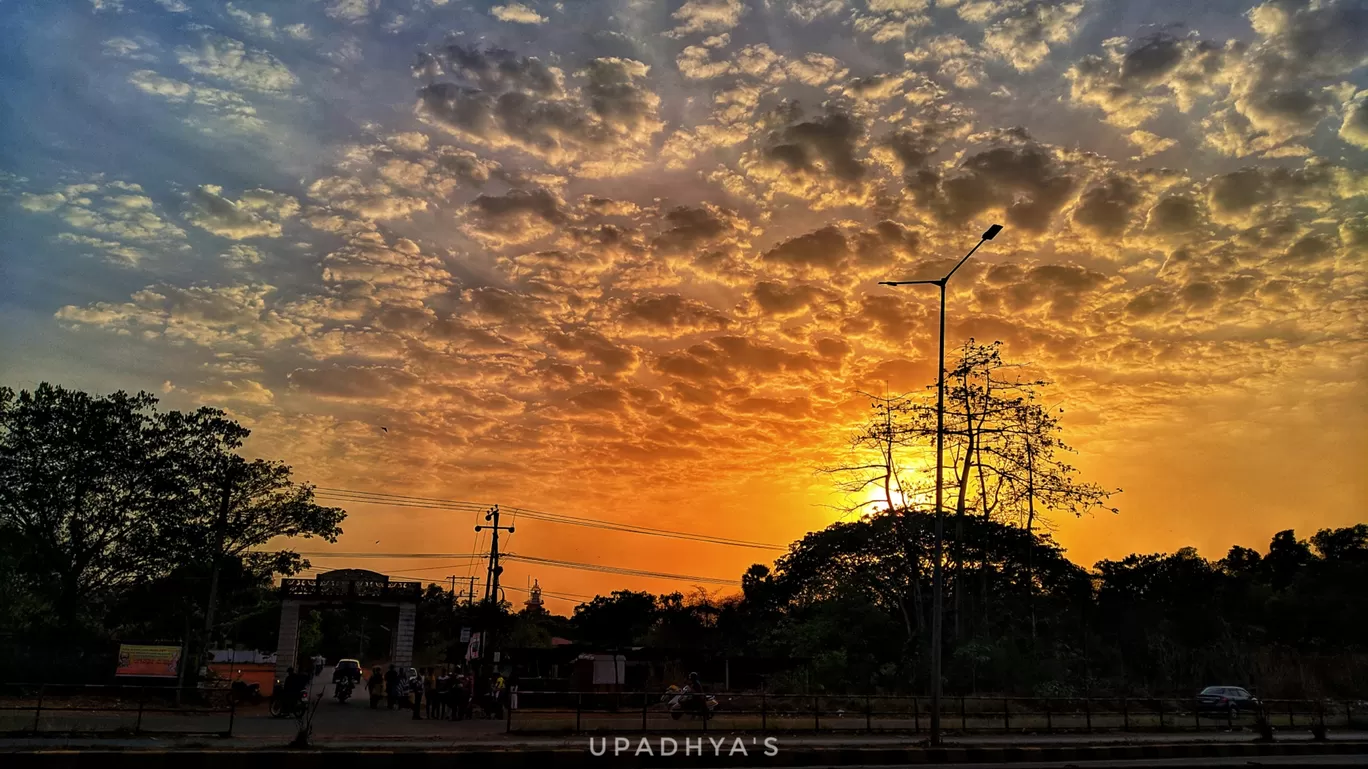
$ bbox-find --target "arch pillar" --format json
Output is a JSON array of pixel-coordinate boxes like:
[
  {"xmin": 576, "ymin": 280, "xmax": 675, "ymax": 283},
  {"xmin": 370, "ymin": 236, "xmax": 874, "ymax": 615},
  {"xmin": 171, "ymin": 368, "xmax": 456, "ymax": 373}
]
[
  {"xmin": 274, "ymin": 600, "xmax": 301, "ymax": 680},
  {"xmin": 393, "ymin": 602, "xmax": 417, "ymax": 670}
]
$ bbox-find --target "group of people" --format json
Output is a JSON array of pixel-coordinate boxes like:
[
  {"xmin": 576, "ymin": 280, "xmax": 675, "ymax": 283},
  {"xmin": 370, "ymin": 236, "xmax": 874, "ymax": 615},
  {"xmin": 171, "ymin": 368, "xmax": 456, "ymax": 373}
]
[{"xmin": 365, "ymin": 664, "xmax": 514, "ymax": 721}]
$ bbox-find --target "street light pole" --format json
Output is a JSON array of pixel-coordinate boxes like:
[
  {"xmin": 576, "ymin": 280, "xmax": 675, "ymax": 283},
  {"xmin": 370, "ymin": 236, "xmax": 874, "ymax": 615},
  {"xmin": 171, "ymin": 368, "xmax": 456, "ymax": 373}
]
[
  {"xmin": 931, "ymin": 277, "xmax": 947, "ymax": 744},
  {"xmin": 879, "ymin": 223, "xmax": 1002, "ymax": 746}
]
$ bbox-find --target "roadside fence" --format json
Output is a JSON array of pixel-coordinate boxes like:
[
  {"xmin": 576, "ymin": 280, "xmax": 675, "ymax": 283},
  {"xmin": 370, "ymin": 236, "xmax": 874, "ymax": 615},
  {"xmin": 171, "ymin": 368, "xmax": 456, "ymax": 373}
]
[
  {"xmin": 506, "ymin": 691, "xmax": 1368, "ymax": 735},
  {"xmin": 0, "ymin": 683, "xmax": 237, "ymax": 737}
]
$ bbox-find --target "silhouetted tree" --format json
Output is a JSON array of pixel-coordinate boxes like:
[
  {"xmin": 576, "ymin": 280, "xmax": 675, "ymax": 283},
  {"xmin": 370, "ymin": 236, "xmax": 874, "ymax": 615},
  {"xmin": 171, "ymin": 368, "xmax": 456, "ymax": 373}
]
[
  {"xmin": 0, "ymin": 385, "xmax": 180, "ymax": 629},
  {"xmin": 0, "ymin": 383, "xmax": 344, "ymax": 678},
  {"xmin": 572, "ymin": 590, "xmax": 658, "ymax": 647}
]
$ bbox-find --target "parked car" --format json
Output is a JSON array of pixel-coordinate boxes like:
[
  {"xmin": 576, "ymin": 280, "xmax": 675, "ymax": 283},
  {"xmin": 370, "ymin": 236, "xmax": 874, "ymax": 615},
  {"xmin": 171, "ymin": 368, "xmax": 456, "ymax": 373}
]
[
  {"xmin": 333, "ymin": 658, "xmax": 363, "ymax": 684},
  {"xmin": 1196, "ymin": 686, "xmax": 1261, "ymax": 718}
]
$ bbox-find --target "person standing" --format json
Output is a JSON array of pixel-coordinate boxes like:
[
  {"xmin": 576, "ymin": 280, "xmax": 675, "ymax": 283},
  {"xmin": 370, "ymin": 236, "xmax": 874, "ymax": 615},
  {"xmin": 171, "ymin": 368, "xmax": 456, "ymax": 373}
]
[
  {"xmin": 409, "ymin": 667, "xmax": 424, "ymax": 720},
  {"xmin": 452, "ymin": 670, "xmax": 468, "ymax": 721},
  {"xmin": 474, "ymin": 669, "xmax": 489, "ymax": 718},
  {"xmin": 367, "ymin": 666, "xmax": 384, "ymax": 710},
  {"xmin": 489, "ymin": 672, "xmax": 505, "ymax": 719},
  {"xmin": 435, "ymin": 668, "xmax": 451, "ymax": 719},
  {"xmin": 425, "ymin": 668, "xmax": 438, "ymax": 718},
  {"xmin": 384, "ymin": 664, "xmax": 400, "ymax": 711}
]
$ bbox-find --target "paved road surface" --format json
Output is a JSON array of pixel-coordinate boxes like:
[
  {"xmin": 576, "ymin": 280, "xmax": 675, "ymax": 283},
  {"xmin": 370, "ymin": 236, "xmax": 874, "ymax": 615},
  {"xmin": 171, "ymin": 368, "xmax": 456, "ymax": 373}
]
[{"xmin": 771, "ymin": 755, "xmax": 1368, "ymax": 760}]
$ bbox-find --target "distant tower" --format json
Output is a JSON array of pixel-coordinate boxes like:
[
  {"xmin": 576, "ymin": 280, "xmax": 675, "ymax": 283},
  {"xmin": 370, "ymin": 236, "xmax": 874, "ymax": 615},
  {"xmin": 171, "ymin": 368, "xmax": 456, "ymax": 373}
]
[{"xmin": 524, "ymin": 579, "xmax": 545, "ymax": 615}]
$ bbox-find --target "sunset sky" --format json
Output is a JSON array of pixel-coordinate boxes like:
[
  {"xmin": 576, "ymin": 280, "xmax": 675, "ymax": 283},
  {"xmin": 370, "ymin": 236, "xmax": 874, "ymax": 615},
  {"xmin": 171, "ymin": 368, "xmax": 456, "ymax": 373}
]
[{"xmin": 2, "ymin": 0, "xmax": 1365, "ymax": 612}]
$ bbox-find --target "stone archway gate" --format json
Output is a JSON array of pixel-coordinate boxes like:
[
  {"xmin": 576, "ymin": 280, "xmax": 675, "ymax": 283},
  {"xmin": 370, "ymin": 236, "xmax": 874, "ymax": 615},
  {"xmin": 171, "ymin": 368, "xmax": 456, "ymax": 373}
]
[{"xmin": 275, "ymin": 570, "xmax": 422, "ymax": 681}]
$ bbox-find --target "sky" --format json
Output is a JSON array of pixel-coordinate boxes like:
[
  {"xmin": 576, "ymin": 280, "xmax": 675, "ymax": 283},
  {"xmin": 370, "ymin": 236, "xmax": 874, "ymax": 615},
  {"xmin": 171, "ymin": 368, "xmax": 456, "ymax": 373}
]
[{"xmin": 1, "ymin": 0, "xmax": 1365, "ymax": 613}]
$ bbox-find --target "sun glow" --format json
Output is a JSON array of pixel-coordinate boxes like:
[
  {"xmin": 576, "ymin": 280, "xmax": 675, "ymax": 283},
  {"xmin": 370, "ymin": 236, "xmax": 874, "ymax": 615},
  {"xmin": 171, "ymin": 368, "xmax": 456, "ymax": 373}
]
[{"xmin": 861, "ymin": 478, "xmax": 934, "ymax": 514}]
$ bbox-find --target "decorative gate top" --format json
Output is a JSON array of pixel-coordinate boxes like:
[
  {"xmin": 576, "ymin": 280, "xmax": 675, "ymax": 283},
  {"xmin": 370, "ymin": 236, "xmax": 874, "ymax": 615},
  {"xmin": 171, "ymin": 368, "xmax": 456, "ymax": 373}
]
[{"xmin": 280, "ymin": 570, "xmax": 422, "ymax": 601}]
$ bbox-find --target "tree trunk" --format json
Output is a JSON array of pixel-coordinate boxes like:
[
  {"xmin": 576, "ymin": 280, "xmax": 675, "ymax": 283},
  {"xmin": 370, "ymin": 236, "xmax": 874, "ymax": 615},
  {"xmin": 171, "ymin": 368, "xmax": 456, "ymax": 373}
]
[
  {"xmin": 882, "ymin": 394, "xmax": 900, "ymax": 515},
  {"xmin": 975, "ymin": 375, "xmax": 994, "ymax": 636},
  {"xmin": 198, "ymin": 464, "xmax": 236, "ymax": 687},
  {"xmin": 895, "ymin": 591, "xmax": 914, "ymax": 644},
  {"xmin": 975, "ymin": 438, "xmax": 993, "ymax": 636},
  {"xmin": 912, "ymin": 563, "xmax": 925, "ymax": 633},
  {"xmin": 1025, "ymin": 442, "xmax": 1037, "ymax": 641},
  {"xmin": 952, "ymin": 392, "xmax": 975, "ymax": 640}
]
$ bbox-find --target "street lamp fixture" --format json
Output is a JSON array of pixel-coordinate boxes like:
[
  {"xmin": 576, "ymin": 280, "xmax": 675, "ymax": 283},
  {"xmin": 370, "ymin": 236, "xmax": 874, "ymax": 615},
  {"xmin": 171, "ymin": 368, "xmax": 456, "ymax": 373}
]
[{"xmin": 878, "ymin": 223, "xmax": 1003, "ymax": 746}]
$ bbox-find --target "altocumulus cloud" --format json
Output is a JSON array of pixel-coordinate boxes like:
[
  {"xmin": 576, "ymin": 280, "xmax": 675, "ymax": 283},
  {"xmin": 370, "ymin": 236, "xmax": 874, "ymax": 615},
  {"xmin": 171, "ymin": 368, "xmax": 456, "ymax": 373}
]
[{"xmin": 3, "ymin": 0, "xmax": 1365, "ymax": 561}]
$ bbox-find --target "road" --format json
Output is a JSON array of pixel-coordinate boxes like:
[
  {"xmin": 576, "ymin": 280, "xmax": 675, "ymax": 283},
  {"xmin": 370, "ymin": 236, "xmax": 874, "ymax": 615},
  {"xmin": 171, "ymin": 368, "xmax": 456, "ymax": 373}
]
[{"xmin": 760, "ymin": 755, "xmax": 1368, "ymax": 760}]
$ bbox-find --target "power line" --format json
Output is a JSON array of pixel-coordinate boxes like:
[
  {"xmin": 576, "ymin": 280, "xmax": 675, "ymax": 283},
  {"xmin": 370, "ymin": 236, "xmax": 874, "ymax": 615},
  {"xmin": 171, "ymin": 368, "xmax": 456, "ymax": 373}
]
[
  {"xmin": 466, "ymin": 507, "xmax": 485, "ymax": 583},
  {"xmin": 313, "ymin": 487, "xmax": 784, "ymax": 548},
  {"xmin": 297, "ymin": 552, "xmax": 486, "ymax": 559},
  {"xmin": 314, "ymin": 487, "xmax": 785, "ymax": 551},
  {"xmin": 316, "ymin": 487, "xmax": 491, "ymax": 510},
  {"xmin": 502, "ymin": 553, "xmax": 740, "ymax": 586},
  {"xmin": 313, "ymin": 487, "xmax": 782, "ymax": 547},
  {"xmin": 301, "ymin": 559, "xmax": 486, "ymax": 574},
  {"xmin": 508, "ymin": 505, "xmax": 782, "ymax": 549},
  {"xmin": 501, "ymin": 582, "xmax": 592, "ymax": 603},
  {"xmin": 298, "ymin": 552, "xmax": 739, "ymax": 586}
]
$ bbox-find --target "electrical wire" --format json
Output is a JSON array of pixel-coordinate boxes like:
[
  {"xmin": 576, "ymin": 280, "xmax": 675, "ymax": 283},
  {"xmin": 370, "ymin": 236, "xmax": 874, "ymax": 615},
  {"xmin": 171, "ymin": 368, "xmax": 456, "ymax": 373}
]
[
  {"xmin": 315, "ymin": 487, "xmax": 490, "ymax": 508},
  {"xmin": 501, "ymin": 553, "xmax": 740, "ymax": 586},
  {"xmin": 314, "ymin": 487, "xmax": 783, "ymax": 549},
  {"xmin": 314, "ymin": 487, "xmax": 784, "ymax": 551},
  {"xmin": 300, "ymin": 489, "xmax": 752, "ymax": 592},
  {"xmin": 297, "ymin": 552, "xmax": 488, "ymax": 559},
  {"xmin": 296, "ymin": 551, "xmax": 739, "ymax": 586},
  {"xmin": 466, "ymin": 507, "xmax": 485, "ymax": 582},
  {"xmin": 301, "ymin": 559, "xmax": 485, "ymax": 575},
  {"xmin": 501, "ymin": 582, "xmax": 592, "ymax": 602}
]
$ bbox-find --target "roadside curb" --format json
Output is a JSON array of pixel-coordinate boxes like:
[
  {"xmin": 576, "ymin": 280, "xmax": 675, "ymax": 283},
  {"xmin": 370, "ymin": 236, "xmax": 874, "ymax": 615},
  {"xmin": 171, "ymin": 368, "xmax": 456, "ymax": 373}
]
[{"xmin": 4, "ymin": 740, "xmax": 1367, "ymax": 767}]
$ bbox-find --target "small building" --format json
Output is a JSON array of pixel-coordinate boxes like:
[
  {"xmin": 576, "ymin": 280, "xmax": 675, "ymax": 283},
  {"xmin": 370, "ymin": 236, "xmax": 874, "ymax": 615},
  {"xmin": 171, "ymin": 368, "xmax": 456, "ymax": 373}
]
[{"xmin": 573, "ymin": 653, "xmax": 627, "ymax": 691}]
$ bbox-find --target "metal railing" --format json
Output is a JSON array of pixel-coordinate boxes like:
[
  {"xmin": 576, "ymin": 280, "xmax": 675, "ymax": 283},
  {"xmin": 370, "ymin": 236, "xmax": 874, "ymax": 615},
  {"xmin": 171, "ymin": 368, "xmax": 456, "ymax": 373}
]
[
  {"xmin": 506, "ymin": 691, "xmax": 1368, "ymax": 734},
  {"xmin": 0, "ymin": 683, "xmax": 237, "ymax": 737}
]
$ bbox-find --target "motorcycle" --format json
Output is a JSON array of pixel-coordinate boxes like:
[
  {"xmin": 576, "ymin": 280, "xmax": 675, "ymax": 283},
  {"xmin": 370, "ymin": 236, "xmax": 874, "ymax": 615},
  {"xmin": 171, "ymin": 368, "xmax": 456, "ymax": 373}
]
[
  {"xmin": 230, "ymin": 679, "xmax": 262, "ymax": 706},
  {"xmin": 335, "ymin": 677, "xmax": 355, "ymax": 704},
  {"xmin": 269, "ymin": 682, "xmax": 310, "ymax": 718},
  {"xmin": 662, "ymin": 684, "xmax": 718, "ymax": 720}
]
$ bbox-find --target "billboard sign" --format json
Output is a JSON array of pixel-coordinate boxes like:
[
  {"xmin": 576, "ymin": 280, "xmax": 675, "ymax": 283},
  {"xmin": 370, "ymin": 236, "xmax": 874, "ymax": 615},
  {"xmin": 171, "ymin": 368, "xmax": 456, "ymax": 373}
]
[{"xmin": 115, "ymin": 644, "xmax": 182, "ymax": 677}]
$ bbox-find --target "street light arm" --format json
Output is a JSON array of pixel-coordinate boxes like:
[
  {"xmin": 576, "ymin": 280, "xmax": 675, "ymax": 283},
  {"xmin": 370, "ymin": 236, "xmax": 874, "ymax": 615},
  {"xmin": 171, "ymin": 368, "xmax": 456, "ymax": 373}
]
[
  {"xmin": 880, "ymin": 224, "xmax": 1001, "ymax": 286},
  {"xmin": 943, "ymin": 237, "xmax": 987, "ymax": 282}
]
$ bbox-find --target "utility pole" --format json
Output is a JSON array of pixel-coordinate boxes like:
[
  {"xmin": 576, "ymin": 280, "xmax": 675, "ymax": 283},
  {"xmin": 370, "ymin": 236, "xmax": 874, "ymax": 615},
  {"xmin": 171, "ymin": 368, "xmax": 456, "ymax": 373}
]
[
  {"xmin": 468, "ymin": 576, "xmax": 476, "ymax": 608},
  {"xmin": 474, "ymin": 505, "xmax": 513, "ymax": 664},
  {"xmin": 447, "ymin": 575, "xmax": 457, "ymax": 598}
]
